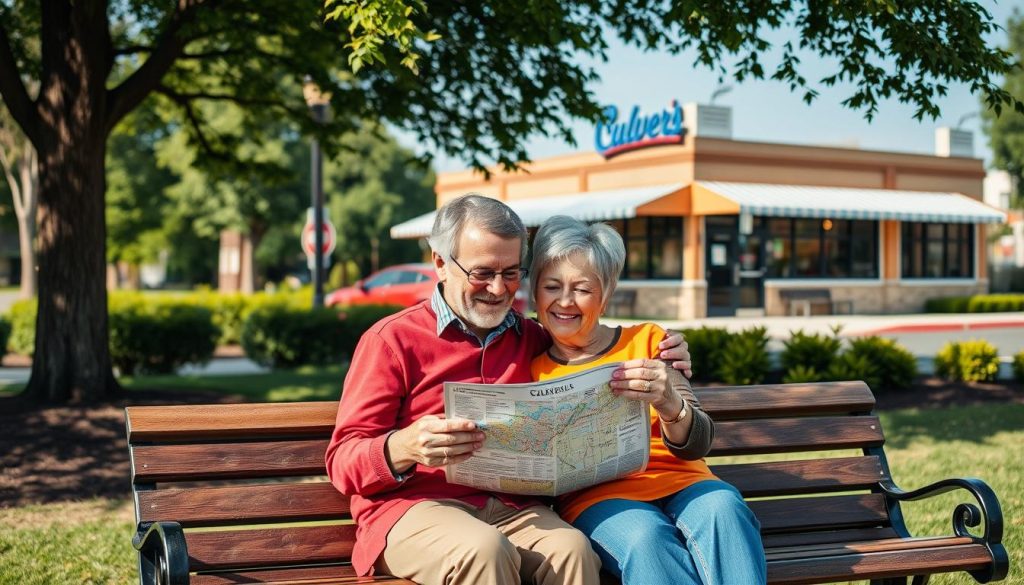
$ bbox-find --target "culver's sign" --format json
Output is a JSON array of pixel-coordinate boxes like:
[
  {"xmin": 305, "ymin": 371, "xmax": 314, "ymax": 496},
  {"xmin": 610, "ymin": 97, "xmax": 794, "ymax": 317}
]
[{"xmin": 595, "ymin": 100, "xmax": 686, "ymax": 159}]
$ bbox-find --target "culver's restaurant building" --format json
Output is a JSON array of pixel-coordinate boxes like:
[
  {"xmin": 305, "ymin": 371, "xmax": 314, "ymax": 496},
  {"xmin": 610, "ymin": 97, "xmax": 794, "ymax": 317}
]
[{"xmin": 391, "ymin": 102, "xmax": 1006, "ymax": 319}]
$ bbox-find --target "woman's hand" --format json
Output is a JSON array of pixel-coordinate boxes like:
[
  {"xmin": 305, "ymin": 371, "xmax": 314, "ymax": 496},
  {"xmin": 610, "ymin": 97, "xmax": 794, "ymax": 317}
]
[
  {"xmin": 385, "ymin": 415, "xmax": 485, "ymax": 473},
  {"xmin": 610, "ymin": 358, "xmax": 683, "ymax": 419},
  {"xmin": 658, "ymin": 330, "xmax": 692, "ymax": 378}
]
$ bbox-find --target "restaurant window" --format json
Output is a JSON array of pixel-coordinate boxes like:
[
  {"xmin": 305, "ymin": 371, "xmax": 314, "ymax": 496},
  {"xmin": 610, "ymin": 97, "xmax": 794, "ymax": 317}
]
[
  {"xmin": 901, "ymin": 222, "xmax": 973, "ymax": 278},
  {"xmin": 607, "ymin": 217, "xmax": 683, "ymax": 280},
  {"xmin": 764, "ymin": 217, "xmax": 878, "ymax": 278}
]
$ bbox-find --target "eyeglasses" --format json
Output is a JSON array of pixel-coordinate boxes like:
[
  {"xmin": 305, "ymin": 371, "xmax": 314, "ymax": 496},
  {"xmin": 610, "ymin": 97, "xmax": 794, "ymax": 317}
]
[{"xmin": 450, "ymin": 257, "xmax": 528, "ymax": 285}]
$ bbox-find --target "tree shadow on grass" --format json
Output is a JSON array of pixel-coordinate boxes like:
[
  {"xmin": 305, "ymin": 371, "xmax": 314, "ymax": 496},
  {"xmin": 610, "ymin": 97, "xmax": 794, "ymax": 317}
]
[{"xmin": 0, "ymin": 389, "xmax": 245, "ymax": 508}]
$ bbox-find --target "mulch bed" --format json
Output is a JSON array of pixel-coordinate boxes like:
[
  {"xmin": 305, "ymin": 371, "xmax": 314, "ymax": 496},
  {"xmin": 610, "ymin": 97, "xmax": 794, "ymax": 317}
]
[{"xmin": 1, "ymin": 379, "xmax": 1021, "ymax": 509}]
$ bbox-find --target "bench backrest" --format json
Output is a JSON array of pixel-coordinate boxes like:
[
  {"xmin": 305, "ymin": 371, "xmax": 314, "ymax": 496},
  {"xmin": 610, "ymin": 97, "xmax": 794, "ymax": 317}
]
[{"xmin": 125, "ymin": 381, "xmax": 893, "ymax": 578}]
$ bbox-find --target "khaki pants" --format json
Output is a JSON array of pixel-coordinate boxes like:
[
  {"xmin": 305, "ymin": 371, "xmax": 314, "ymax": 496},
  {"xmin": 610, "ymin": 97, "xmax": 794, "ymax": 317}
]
[{"xmin": 377, "ymin": 498, "xmax": 601, "ymax": 585}]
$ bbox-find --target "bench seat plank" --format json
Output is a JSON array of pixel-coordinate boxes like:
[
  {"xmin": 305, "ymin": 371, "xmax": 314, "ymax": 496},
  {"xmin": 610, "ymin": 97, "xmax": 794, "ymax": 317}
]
[
  {"xmin": 190, "ymin": 565, "xmax": 413, "ymax": 585},
  {"xmin": 761, "ymin": 527, "xmax": 900, "ymax": 548},
  {"xmin": 131, "ymin": 439, "xmax": 331, "ymax": 482},
  {"xmin": 696, "ymin": 382, "xmax": 875, "ymax": 419},
  {"xmin": 712, "ymin": 456, "xmax": 885, "ymax": 496},
  {"xmin": 710, "ymin": 416, "xmax": 884, "ymax": 456},
  {"xmin": 765, "ymin": 535, "xmax": 976, "ymax": 560},
  {"xmin": 186, "ymin": 525, "xmax": 357, "ymax": 571},
  {"xmin": 766, "ymin": 543, "xmax": 995, "ymax": 584},
  {"xmin": 137, "ymin": 482, "xmax": 348, "ymax": 526}
]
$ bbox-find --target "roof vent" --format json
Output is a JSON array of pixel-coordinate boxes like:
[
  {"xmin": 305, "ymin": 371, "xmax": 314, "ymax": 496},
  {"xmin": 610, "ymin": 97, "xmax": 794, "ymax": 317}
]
[
  {"xmin": 935, "ymin": 127, "xmax": 973, "ymax": 158},
  {"xmin": 683, "ymin": 103, "xmax": 732, "ymax": 139}
]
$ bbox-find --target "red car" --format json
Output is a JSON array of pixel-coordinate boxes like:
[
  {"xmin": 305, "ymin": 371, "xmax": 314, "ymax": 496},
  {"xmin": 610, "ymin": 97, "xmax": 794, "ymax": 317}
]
[{"xmin": 326, "ymin": 263, "xmax": 529, "ymax": 313}]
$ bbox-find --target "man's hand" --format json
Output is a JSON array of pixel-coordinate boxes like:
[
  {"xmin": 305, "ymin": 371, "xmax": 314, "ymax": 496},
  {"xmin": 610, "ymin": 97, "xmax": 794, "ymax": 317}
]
[
  {"xmin": 658, "ymin": 329, "xmax": 692, "ymax": 378},
  {"xmin": 385, "ymin": 415, "xmax": 484, "ymax": 474}
]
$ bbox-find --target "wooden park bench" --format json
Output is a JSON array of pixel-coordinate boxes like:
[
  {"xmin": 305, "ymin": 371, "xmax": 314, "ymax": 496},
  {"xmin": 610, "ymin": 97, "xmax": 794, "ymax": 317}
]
[
  {"xmin": 779, "ymin": 288, "xmax": 855, "ymax": 317},
  {"xmin": 125, "ymin": 381, "xmax": 1008, "ymax": 585}
]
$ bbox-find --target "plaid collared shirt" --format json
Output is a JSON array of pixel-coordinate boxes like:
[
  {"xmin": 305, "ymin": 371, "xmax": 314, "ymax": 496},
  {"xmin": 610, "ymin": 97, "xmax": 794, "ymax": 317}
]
[{"xmin": 430, "ymin": 284, "xmax": 521, "ymax": 347}]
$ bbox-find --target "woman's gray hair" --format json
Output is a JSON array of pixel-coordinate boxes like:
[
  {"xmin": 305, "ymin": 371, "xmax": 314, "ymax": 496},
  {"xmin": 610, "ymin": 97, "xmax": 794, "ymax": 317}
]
[
  {"xmin": 530, "ymin": 215, "xmax": 625, "ymax": 304},
  {"xmin": 428, "ymin": 194, "xmax": 528, "ymax": 262}
]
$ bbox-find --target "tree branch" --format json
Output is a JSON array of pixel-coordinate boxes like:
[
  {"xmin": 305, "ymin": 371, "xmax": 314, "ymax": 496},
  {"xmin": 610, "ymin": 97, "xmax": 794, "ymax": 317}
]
[
  {"xmin": 105, "ymin": 0, "xmax": 215, "ymax": 133},
  {"xmin": 0, "ymin": 25, "xmax": 40, "ymax": 146},
  {"xmin": 154, "ymin": 85, "xmax": 231, "ymax": 161}
]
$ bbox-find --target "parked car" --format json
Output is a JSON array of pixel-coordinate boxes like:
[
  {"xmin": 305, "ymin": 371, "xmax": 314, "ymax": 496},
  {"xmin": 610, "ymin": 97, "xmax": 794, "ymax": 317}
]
[{"xmin": 326, "ymin": 263, "xmax": 529, "ymax": 313}]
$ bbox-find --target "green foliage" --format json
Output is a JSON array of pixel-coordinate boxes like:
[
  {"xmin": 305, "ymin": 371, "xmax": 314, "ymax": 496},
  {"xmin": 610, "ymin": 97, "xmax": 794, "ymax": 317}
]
[
  {"xmin": 1013, "ymin": 351, "xmax": 1024, "ymax": 383},
  {"xmin": 935, "ymin": 339, "xmax": 1001, "ymax": 382},
  {"xmin": 0, "ymin": 316, "xmax": 10, "ymax": 355},
  {"xmin": 781, "ymin": 329, "xmax": 842, "ymax": 380},
  {"xmin": 827, "ymin": 350, "xmax": 882, "ymax": 390},
  {"xmin": 336, "ymin": 304, "xmax": 404, "ymax": 355},
  {"xmin": 241, "ymin": 305, "xmax": 350, "ymax": 368},
  {"xmin": 926, "ymin": 294, "xmax": 1024, "ymax": 312},
  {"xmin": 6, "ymin": 298, "xmax": 36, "ymax": 356},
  {"xmin": 717, "ymin": 327, "xmax": 770, "ymax": 385},
  {"xmin": 834, "ymin": 336, "xmax": 918, "ymax": 391},
  {"xmin": 108, "ymin": 295, "xmax": 219, "ymax": 376},
  {"xmin": 679, "ymin": 327, "xmax": 733, "ymax": 382},
  {"xmin": 783, "ymin": 364, "xmax": 824, "ymax": 384},
  {"xmin": 982, "ymin": 10, "xmax": 1024, "ymax": 209},
  {"xmin": 181, "ymin": 290, "xmax": 251, "ymax": 345},
  {"xmin": 325, "ymin": 0, "xmax": 441, "ymax": 74}
]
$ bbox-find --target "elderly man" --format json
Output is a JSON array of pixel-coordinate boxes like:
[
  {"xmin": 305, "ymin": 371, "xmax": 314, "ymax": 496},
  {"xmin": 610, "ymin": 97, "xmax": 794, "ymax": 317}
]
[{"xmin": 326, "ymin": 194, "xmax": 691, "ymax": 585}]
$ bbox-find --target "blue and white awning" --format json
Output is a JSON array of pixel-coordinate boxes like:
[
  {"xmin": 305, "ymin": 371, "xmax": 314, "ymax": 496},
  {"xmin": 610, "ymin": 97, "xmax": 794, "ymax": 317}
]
[
  {"xmin": 390, "ymin": 183, "xmax": 685, "ymax": 239},
  {"xmin": 697, "ymin": 182, "xmax": 1006, "ymax": 224}
]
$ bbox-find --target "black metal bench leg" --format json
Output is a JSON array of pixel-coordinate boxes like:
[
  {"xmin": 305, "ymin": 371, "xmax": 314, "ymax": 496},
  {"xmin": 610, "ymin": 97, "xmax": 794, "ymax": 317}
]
[
  {"xmin": 870, "ymin": 579, "xmax": 908, "ymax": 585},
  {"xmin": 911, "ymin": 575, "xmax": 930, "ymax": 585}
]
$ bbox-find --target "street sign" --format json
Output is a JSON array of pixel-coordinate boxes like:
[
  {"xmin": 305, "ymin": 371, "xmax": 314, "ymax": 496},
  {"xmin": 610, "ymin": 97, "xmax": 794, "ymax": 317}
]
[{"xmin": 302, "ymin": 207, "xmax": 336, "ymax": 270}]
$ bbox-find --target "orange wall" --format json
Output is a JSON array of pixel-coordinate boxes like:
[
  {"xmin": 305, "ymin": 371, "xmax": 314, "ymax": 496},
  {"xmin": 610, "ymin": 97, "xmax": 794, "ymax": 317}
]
[{"xmin": 882, "ymin": 221, "xmax": 900, "ymax": 280}]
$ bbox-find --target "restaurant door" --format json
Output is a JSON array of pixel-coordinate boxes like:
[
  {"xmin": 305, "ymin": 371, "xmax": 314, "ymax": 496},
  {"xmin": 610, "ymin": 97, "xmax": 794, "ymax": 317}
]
[{"xmin": 705, "ymin": 216, "xmax": 765, "ymax": 316}]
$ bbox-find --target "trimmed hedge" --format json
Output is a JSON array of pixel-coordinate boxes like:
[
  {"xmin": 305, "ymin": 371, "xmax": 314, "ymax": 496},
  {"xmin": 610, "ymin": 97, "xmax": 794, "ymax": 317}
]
[
  {"xmin": 240, "ymin": 303, "xmax": 402, "ymax": 369},
  {"xmin": 835, "ymin": 336, "xmax": 917, "ymax": 391},
  {"xmin": 678, "ymin": 327, "xmax": 733, "ymax": 382},
  {"xmin": 717, "ymin": 326, "xmax": 770, "ymax": 385},
  {"xmin": 0, "ymin": 316, "xmax": 10, "ymax": 357},
  {"xmin": 6, "ymin": 298, "xmax": 36, "ymax": 356},
  {"xmin": 109, "ymin": 295, "xmax": 220, "ymax": 375},
  {"xmin": 781, "ymin": 330, "xmax": 842, "ymax": 383},
  {"xmin": 1013, "ymin": 351, "xmax": 1024, "ymax": 383},
  {"xmin": 925, "ymin": 294, "xmax": 1024, "ymax": 313}
]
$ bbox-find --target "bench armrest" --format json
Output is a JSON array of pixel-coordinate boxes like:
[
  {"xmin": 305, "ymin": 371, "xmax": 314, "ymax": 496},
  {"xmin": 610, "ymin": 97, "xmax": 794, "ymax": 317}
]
[
  {"xmin": 132, "ymin": 521, "xmax": 190, "ymax": 585},
  {"xmin": 879, "ymin": 477, "xmax": 1009, "ymax": 582}
]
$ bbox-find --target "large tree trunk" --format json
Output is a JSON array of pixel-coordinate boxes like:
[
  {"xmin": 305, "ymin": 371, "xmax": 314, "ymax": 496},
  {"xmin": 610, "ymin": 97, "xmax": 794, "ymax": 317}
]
[{"xmin": 22, "ymin": 3, "xmax": 118, "ymax": 403}]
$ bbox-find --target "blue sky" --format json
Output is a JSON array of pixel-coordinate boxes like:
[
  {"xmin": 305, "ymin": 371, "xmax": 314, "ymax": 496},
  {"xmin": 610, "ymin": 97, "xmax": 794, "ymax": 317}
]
[{"xmin": 410, "ymin": 1, "xmax": 1021, "ymax": 174}]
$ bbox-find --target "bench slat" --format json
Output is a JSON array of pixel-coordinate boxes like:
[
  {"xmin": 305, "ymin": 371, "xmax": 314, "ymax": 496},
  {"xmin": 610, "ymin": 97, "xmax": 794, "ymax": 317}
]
[
  {"xmin": 766, "ymin": 544, "xmax": 995, "ymax": 585},
  {"xmin": 766, "ymin": 536, "xmax": 975, "ymax": 560},
  {"xmin": 126, "ymin": 402, "xmax": 338, "ymax": 442},
  {"xmin": 712, "ymin": 456, "xmax": 885, "ymax": 497},
  {"xmin": 186, "ymin": 525, "xmax": 356, "ymax": 571},
  {"xmin": 137, "ymin": 482, "xmax": 349, "ymax": 526},
  {"xmin": 762, "ymin": 527, "xmax": 900, "ymax": 549},
  {"xmin": 750, "ymin": 494, "xmax": 889, "ymax": 533},
  {"xmin": 694, "ymin": 382, "xmax": 875, "ymax": 419},
  {"xmin": 190, "ymin": 565, "xmax": 415, "ymax": 585},
  {"xmin": 131, "ymin": 439, "xmax": 330, "ymax": 483},
  {"xmin": 709, "ymin": 416, "xmax": 884, "ymax": 456}
]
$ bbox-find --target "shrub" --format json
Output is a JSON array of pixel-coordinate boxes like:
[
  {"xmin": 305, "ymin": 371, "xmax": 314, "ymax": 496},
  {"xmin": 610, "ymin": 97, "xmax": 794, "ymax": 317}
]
[
  {"xmin": 827, "ymin": 350, "xmax": 882, "ymax": 390},
  {"xmin": 241, "ymin": 305, "xmax": 351, "ymax": 368},
  {"xmin": 0, "ymin": 316, "xmax": 10, "ymax": 356},
  {"xmin": 336, "ymin": 304, "xmax": 404, "ymax": 356},
  {"xmin": 717, "ymin": 326, "xmax": 770, "ymax": 385},
  {"xmin": 935, "ymin": 339, "xmax": 1001, "ymax": 382},
  {"xmin": 108, "ymin": 296, "xmax": 220, "ymax": 375},
  {"xmin": 783, "ymin": 364, "xmax": 824, "ymax": 383},
  {"xmin": 834, "ymin": 336, "xmax": 917, "ymax": 391},
  {"xmin": 781, "ymin": 329, "xmax": 842, "ymax": 381},
  {"xmin": 680, "ymin": 326, "xmax": 733, "ymax": 382},
  {"xmin": 6, "ymin": 298, "xmax": 37, "ymax": 356},
  {"xmin": 184, "ymin": 291, "xmax": 251, "ymax": 345},
  {"xmin": 926, "ymin": 294, "xmax": 1024, "ymax": 313},
  {"xmin": 1013, "ymin": 351, "xmax": 1024, "ymax": 383}
]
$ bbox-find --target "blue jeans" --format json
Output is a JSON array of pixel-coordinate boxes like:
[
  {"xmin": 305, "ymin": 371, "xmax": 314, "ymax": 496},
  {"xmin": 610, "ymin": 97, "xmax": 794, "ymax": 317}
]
[{"xmin": 572, "ymin": 480, "xmax": 766, "ymax": 585}]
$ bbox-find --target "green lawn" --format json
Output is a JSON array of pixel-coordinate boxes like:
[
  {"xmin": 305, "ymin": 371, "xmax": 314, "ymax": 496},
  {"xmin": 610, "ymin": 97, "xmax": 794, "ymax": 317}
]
[{"xmin": 0, "ymin": 401, "xmax": 1020, "ymax": 584}]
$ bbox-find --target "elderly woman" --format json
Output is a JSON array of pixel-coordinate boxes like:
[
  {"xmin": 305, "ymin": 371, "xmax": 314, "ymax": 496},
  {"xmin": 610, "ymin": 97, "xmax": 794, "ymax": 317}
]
[{"xmin": 529, "ymin": 216, "xmax": 767, "ymax": 585}]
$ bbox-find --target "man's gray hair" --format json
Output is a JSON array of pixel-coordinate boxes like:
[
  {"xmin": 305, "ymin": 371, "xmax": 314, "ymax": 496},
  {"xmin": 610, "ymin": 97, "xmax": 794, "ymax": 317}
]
[
  {"xmin": 428, "ymin": 194, "xmax": 529, "ymax": 262},
  {"xmin": 530, "ymin": 215, "xmax": 625, "ymax": 303}
]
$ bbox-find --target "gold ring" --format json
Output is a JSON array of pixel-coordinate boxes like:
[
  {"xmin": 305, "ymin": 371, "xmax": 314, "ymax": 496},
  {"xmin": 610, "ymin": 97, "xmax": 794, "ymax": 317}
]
[{"xmin": 643, "ymin": 380, "xmax": 651, "ymax": 392}]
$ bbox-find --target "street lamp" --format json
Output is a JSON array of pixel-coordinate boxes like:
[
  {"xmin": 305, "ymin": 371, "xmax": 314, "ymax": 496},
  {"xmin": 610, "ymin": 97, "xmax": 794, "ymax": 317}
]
[{"xmin": 303, "ymin": 76, "xmax": 330, "ymax": 308}]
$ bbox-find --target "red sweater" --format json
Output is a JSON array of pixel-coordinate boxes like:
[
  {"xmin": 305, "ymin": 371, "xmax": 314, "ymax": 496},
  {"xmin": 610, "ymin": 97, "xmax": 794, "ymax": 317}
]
[{"xmin": 325, "ymin": 302, "xmax": 550, "ymax": 575}]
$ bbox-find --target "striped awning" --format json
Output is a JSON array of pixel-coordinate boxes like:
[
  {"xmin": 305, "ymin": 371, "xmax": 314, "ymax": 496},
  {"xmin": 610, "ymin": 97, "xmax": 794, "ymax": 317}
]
[
  {"xmin": 696, "ymin": 182, "xmax": 1007, "ymax": 224},
  {"xmin": 390, "ymin": 183, "xmax": 685, "ymax": 239}
]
